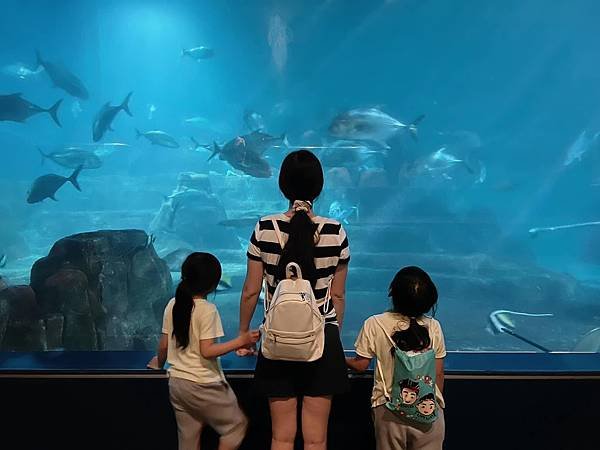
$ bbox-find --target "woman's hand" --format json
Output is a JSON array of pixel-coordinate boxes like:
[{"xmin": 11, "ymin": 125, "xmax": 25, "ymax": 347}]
[
  {"xmin": 236, "ymin": 329, "xmax": 260, "ymax": 356},
  {"xmin": 239, "ymin": 329, "xmax": 261, "ymax": 347}
]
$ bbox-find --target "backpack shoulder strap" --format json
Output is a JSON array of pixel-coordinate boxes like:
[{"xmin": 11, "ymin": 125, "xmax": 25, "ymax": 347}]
[{"xmin": 373, "ymin": 315, "xmax": 398, "ymax": 401}]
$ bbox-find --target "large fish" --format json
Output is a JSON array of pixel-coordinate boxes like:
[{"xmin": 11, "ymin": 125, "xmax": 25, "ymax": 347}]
[
  {"xmin": 0, "ymin": 93, "xmax": 62, "ymax": 127},
  {"xmin": 92, "ymin": 92, "xmax": 133, "ymax": 142},
  {"xmin": 181, "ymin": 46, "xmax": 215, "ymax": 60},
  {"xmin": 209, "ymin": 137, "xmax": 272, "ymax": 178},
  {"xmin": 36, "ymin": 50, "xmax": 89, "ymax": 100},
  {"xmin": 0, "ymin": 254, "xmax": 6, "ymax": 268},
  {"xmin": 135, "ymin": 129, "xmax": 180, "ymax": 148},
  {"xmin": 329, "ymin": 108, "xmax": 424, "ymax": 146},
  {"xmin": 27, "ymin": 166, "xmax": 83, "ymax": 203},
  {"xmin": 38, "ymin": 146, "xmax": 102, "ymax": 170}
]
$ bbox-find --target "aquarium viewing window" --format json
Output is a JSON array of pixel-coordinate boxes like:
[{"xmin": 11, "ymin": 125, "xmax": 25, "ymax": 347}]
[{"xmin": 1, "ymin": 0, "xmax": 599, "ymax": 371}]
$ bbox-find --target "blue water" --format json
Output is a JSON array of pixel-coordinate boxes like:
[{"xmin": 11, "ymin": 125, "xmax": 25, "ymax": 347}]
[{"xmin": 1, "ymin": 0, "xmax": 600, "ymax": 356}]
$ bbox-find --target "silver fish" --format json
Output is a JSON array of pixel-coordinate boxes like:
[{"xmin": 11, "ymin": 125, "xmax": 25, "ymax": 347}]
[
  {"xmin": 181, "ymin": 46, "xmax": 215, "ymax": 60},
  {"xmin": 329, "ymin": 108, "xmax": 424, "ymax": 147},
  {"xmin": 38, "ymin": 146, "xmax": 102, "ymax": 170},
  {"xmin": 135, "ymin": 129, "xmax": 180, "ymax": 148}
]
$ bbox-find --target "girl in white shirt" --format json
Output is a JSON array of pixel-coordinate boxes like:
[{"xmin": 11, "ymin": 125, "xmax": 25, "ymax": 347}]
[
  {"xmin": 149, "ymin": 252, "xmax": 260, "ymax": 450},
  {"xmin": 346, "ymin": 266, "xmax": 446, "ymax": 450}
]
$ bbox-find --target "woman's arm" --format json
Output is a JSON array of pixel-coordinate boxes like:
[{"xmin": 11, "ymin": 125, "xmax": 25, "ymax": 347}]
[
  {"xmin": 346, "ymin": 355, "xmax": 371, "ymax": 372},
  {"xmin": 436, "ymin": 358, "xmax": 445, "ymax": 393},
  {"xmin": 200, "ymin": 330, "xmax": 260, "ymax": 359},
  {"xmin": 239, "ymin": 258, "xmax": 264, "ymax": 333},
  {"xmin": 147, "ymin": 333, "xmax": 168, "ymax": 369},
  {"xmin": 330, "ymin": 264, "xmax": 348, "ymax": 328}
]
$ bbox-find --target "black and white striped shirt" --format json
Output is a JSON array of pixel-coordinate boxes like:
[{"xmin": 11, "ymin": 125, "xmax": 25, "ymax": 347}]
[{"xmin": 247, "ymin": 213, "xmax": 350, "ymax": 325}]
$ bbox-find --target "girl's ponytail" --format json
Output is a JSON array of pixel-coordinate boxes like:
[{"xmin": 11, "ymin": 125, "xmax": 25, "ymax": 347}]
[
  {"xmin": 172, "ymin": 252, "xmax": 222, "ymax": 349},
  {"xmin": 388, "ymin": 266, "xmax": 438, "ymax": 353},
  {"xmin": 277, "ymin": 208, "xmax": 318, "ymax": 287},
  {"xmin": 391, "ymin": 317, "xmax": 432, "ymax": 354}
]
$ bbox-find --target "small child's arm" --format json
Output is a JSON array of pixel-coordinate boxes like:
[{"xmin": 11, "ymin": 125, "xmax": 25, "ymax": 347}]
[
  {"xmin": 200, "ymin": 330, "xmax": 260, "ymax": 359},
  {"xmin": 147, "ymin": 333, "xmax": 168, "ymax": 369},
  {"xmin": 346, "ymin": 354, "xmax": 371, "ymax": 372},
  {"xmin": 436, "ymin": 358, "xmax": 445, "ymax": 393}
]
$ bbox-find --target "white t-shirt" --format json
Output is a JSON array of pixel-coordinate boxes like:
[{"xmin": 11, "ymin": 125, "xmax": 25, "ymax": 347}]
[
  {"xmin": 354, "ymin": 312, "xmax": 446, "ymax": 409},
  {"xmin": 162, "ymin": 297, "xmax": 225, "ymax": 384}
]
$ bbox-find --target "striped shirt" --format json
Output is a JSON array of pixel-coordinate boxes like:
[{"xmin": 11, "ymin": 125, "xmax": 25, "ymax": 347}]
[{"xmin": 247, "ymin": 213, "xmax": 350, "ymax": 325}]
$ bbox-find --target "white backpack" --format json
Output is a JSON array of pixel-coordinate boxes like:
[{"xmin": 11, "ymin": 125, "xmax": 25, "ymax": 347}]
[{"xmin": 260, "ymin": 220, "xmax": 326, "ymax": 362}]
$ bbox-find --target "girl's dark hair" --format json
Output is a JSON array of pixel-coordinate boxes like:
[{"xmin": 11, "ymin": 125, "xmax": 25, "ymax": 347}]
[
  {"xmin": 389, "ymin": 266, "xmax": 438, "ymax": 353},
  {"xmin": 172, "ymin": 252, "xmax": 222, "ymax": 349},
  {"xmin": 276, "ymin": 150, "xmax": 324, "ymax": 287}
]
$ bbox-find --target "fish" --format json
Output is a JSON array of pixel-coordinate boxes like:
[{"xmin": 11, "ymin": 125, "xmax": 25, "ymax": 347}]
[
  {"xmin": 190, "ymin": 136, "xmax": 212, "ymax": 152},
  {"xmin": 181, "ymin": 46, "xmax": 215, "ymax": 60},
  {"xmin": 319, "ymin": 140, "xmax": 382, "ymax": 169},
  {"xmin": 242, "ymin": 130, "xmax": 288, "ymax": 154},
  {"xmin": 1, "ymin": 62, "xmax": 44, "ymax": 80},
  {"xmin": 0, "ymin": 93, "xmax": 62, "ymax": 127},
  {"xmin": 218, "ymin": 216, "xmax": 261, "ymax": 228},
  {"xmin": 0, "ymin": 254, "xmax": 6, "ymax": 268},
  {"xmin": 486, "ymin": 310, "xmax": 554, "ymax": 335},
  {"xmin": 36, "ymin": 50, "xmax": 89, "ymax": 100},
  {"xmin": 209, "ymin": 137, "xmax": 272, "ymax": 178},
  {"xmin": 27, "ymin": 166, "xmax": 83, "ymax": 204},
  {"xmin": 92, "ymin": 92, "xmax": 133, "ymax": 142},
  {"xmin": 243, "ymin": 109, "xmax": 265, "ymax": 131},
  {"xmin": 329, "ymin": 108, "xmax": 424, "ymax": 146},
  {"xmin": 183, "ymin": 116, "xmax": 209, "ymax": 124},
  {"xmin": 135, "ymin": 129, "xmax": 180, "ymax": 148},
  {"xmin": 563, "ymin": 130, "xmax": 600, "ymax": 166},
  {"xmin": 148, "ymin": 104, "xmax": 157, "ymax": 120},
  {"xmin": 411, "ymin": 147, "xmax": 470, "ymax": 178},
  {"xmin": 217, "ymin": 276, "xmax": 232, "ymax": 293},
  {"xmin": 38, "ymin": 146, "xmax": 102, "ymax": 170}
]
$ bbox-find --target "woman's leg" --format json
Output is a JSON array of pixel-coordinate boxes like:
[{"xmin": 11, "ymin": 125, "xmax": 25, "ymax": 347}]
[
  {"xmin": 301, "ymin": 395, "xmax": 332, "ymax": 450},
  {"xmin": 269, "ymin": 397, "xmax": 298, "ymax": 450}
]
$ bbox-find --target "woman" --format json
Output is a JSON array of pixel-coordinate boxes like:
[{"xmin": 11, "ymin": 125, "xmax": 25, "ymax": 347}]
[{"xmin": 238, "ymin": 149, "xmax": 351, "ymax": 450}]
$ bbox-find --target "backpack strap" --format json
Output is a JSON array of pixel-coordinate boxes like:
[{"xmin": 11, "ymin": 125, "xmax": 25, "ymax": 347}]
[{"xmin": 373, "ymin": 316, "xmax": 398, "ymax": 402}]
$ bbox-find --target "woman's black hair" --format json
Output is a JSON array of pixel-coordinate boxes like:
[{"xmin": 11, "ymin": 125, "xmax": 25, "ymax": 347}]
[
  {"xmin": 389, "ymin": 266, "xmax": 438, "ymax": 353},
  {"xmin": 172, "ymin": 252, "xmax": 222, "ymax": 349},
  {"xmin": 276, "ymin": 150, "xmax": 324, "ymax": 287}
]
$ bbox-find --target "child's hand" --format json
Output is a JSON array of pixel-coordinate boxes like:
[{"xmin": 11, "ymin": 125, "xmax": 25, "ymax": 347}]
[
  {"xmin": 236, "ymin": 347, "xmax": 257, "ymax": 357},
  {"xmin": 239, "ymin": 329, "xmax": 260, "ymax": 347},
  {"xmin": 147, "ymin": 356, "xmax": 161, "ymax": 370}
]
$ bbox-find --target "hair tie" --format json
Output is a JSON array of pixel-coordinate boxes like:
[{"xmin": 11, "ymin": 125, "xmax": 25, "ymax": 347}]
[{"xmin": 292, "ymin": 200, "xmax": 312, "ymax": 213}]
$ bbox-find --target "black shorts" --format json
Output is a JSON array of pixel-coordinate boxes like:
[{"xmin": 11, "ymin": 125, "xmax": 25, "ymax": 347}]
[{"xmin": 254, "ymin": 324, "xmax": 350, "ymax": 397}]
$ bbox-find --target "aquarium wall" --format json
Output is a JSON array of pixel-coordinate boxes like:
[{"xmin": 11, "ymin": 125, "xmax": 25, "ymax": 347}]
[{"xmin": 1, "ymin": 0, "xmax": 599, "ymax": 357}]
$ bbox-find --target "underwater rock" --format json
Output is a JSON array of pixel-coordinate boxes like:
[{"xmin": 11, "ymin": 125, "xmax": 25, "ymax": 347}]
[
  {"xmin": 150, "ymin": 172, "xmax": 236, "ymax": 252},
  {"xmin": 28, "ymin": 229, "xmax": 172, "ymax": 350},
  {"xmin": 0, "ymin": 285, "xmax": 46, "ymax": 351}
]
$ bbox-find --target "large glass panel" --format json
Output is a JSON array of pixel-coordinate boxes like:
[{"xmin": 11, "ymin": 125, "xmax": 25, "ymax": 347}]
[{"xmin": 1, "ymin": 0, "xmax": 599, "ymax": 360}]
